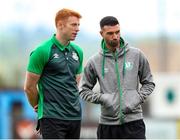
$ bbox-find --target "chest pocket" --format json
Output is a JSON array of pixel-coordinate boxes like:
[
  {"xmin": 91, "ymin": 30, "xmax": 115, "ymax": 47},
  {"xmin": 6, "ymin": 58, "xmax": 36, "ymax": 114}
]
[{"xmin": 43, "ymin": 45, "xmax": 80, "ymax": 76}]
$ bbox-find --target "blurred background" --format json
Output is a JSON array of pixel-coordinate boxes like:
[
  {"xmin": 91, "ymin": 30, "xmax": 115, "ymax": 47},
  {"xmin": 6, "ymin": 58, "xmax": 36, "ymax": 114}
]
[{"xmin": 0, "ymin": 0, "xmax": 180, "ymax": 139}]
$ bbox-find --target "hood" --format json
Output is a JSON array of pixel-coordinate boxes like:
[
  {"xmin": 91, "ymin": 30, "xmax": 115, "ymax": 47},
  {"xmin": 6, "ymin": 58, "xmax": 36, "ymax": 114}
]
[{"xmin": 101, "ymin": 37, "xmax": 128, "ymax": 78}]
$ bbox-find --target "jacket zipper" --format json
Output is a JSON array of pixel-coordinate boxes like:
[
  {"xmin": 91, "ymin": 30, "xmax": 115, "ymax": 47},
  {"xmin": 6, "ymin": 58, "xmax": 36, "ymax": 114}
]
[{"xmin": 114, "ymin": 52, "xmax": 124, "ymax": 124}]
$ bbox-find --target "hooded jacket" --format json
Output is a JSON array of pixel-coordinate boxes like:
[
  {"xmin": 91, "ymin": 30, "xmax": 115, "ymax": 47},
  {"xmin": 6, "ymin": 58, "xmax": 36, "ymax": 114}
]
[{"xmin": 79, "ymin": 37, "xmax": 155, "ymax": 125}]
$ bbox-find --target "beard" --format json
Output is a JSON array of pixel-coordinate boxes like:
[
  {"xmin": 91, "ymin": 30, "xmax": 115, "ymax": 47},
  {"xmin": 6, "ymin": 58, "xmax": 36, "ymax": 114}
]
[{"xmin": 108, "ymin": 40, "xmax": 119, "ymax": 48}]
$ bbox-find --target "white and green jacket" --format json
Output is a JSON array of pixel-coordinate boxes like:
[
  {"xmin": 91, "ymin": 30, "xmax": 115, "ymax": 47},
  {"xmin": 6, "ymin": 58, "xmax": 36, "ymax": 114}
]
[{"xmin": 79, "ymin": 37, "xmax": 155, "ymax": 125}]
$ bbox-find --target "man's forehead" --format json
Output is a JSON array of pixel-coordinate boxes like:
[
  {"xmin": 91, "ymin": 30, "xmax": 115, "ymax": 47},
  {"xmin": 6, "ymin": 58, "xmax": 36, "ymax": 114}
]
[{"xmin": 102, "ymin": 24, "xmax": 120, "ymax": 31}]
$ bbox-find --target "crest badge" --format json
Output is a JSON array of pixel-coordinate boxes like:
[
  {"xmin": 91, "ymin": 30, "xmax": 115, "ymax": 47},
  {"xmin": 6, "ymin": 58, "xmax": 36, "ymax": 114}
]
[
  {"xmin": 125, "ymin": 62, "xmax": 133, "ymax": 70},
  {"xmin": 72, "ymin": 51, "xmax": 79, "ymax": 61}
]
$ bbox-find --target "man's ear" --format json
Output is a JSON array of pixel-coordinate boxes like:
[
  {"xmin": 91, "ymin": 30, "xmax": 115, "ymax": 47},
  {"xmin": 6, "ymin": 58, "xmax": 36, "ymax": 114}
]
[
  {"xmin": 57, "ymin": 21, "xmax": 64, "ymax": 29},
  {"xmin": 100, "ymin": 30, "xmax": 103, "ymax": 37}
]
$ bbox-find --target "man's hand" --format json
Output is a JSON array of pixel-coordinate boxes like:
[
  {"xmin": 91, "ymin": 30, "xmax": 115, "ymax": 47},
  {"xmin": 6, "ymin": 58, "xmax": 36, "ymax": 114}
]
[
  {"xmin": 34, "ymin": 104, "xmax": 38, "ymax": 113},
  {"xmin": 100, "ymin": 93, "xmax": 115, "ymax": 108}
]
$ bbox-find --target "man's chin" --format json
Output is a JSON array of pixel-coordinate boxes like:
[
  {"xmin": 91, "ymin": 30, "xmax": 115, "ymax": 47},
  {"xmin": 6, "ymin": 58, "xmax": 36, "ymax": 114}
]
[
  {"xmin": 110, "ymin": 43, "xmax": 118, "ymax": 48},
  {"xmin": 70, "ymin": 38, "xmax": 76, "ymax": 41},
  {"xmin": 109, "ymin": 40, "xmax": 119, "ymax": 47}
]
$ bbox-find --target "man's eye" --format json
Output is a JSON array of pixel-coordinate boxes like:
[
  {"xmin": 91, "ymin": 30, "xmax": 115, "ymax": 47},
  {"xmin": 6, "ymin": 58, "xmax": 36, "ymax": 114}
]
[
  {"xmin": 107, "ymin": 32, "xmax": 113, "ymax": 35},
  {"xmin": 115, "ymin": 31, "xmax": 120, "ymax": 34}
]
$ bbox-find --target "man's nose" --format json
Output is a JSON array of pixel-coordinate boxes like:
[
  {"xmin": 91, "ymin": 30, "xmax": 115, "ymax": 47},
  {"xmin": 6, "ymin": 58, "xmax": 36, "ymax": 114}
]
[{"xmin": 76, "ymin": 26, "xmax": 80, "ymax": 32}]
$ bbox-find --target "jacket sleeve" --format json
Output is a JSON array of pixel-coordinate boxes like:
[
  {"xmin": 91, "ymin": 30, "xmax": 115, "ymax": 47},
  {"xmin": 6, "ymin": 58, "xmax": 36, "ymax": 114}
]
[
  {"xmin": 79, "ymin": 59, "xmax": 102, "ymax": 104},
  {"xmin": 138, "ymin": 50, "xmax": 155, "ymax": 103}
]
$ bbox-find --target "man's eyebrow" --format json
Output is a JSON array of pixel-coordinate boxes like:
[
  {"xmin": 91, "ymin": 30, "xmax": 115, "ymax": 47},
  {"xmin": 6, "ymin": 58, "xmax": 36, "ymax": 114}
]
[{"xmin": 107, "ymin": 30, "xmax": 120, "ymax": 34}]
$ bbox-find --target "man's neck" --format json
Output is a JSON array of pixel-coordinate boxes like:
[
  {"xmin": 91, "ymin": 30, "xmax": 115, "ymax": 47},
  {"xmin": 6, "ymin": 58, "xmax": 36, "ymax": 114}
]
[{"xmin": 55, "ymin": 33, "xmax": 69, "ymax": 46}]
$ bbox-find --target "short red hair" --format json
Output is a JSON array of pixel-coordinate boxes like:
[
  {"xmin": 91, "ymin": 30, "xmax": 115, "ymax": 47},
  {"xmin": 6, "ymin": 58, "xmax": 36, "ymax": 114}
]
[{"xmin": 55, "ymin": 8, "xmax": 82, "ymax": 27}]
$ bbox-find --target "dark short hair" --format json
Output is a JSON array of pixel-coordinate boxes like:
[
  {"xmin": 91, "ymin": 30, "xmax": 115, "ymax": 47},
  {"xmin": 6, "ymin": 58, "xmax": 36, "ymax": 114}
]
[{"xmin": 100, "ymin": 16, "xmax": 119, "ymax": 28}]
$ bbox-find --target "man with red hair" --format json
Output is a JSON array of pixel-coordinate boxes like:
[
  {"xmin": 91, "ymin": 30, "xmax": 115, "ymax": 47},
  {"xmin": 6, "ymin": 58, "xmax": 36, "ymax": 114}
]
[{"xmin": 24, "ymin": 8, "xmax": 83, "ymax": 139}]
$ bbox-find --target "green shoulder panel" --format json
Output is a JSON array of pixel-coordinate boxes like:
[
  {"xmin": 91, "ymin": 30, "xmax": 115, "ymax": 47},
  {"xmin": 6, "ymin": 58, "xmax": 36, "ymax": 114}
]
[
  {"xmin": 70, "ymin": 42, "xmax": 83, "ymax": 74},
  {"xmin": 27, "ymin": 39, "xmax": 53, "ymax": 74}
]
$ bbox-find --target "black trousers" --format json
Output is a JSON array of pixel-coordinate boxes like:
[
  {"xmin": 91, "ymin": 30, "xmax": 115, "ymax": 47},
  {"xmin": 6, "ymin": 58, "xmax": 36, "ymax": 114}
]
[
  {"xmin": 39, "ymin": 118, "xmax": 81, "ymax": 139},
  {"xmin": 97, "ymin": 119, "xmax": 146, "ymax": 139}
]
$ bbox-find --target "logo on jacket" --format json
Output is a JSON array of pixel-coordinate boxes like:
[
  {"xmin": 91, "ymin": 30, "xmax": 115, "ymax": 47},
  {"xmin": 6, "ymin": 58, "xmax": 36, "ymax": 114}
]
[
  {"xmin": 72, "ymin": 51, "xmax": 79, "ymax": 61},
  {"xmin": 125, "ymin": 62, "xmax": 133, "ymax": 70},
  {"xmin": 53, "ymin": 53, "xmax": 59, "ymax": 58}
]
